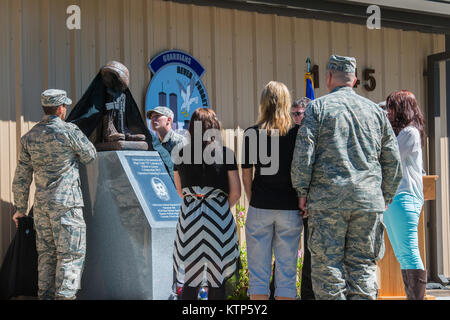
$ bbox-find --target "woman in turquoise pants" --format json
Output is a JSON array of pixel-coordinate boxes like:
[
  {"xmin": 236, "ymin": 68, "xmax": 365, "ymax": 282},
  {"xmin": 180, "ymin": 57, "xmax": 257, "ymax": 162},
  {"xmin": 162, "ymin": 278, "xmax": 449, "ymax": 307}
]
[{"xmin": 384, "ymin": 90, "xmax": 426, "ymax": 300}]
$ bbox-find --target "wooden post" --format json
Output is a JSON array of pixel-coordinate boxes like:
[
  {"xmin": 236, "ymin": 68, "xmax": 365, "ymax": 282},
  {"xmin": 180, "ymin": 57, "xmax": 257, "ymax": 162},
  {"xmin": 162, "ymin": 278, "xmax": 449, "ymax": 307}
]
[{"xmin": 377, "ymin": 175, "xmax": 438, "ymax": 300}]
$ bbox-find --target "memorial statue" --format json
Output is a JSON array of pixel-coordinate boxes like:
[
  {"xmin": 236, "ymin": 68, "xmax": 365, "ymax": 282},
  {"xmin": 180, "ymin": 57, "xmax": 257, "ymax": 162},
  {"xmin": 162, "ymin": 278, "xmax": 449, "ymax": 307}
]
[
  {"xmin": 66, "ymin": 60, "xmax": 175, "ymax": 178},
  {"xmin": 67, "ymin": 61, "xmax": 147, "ymax": 151},
  {"xmin": 100, "ymin": 61, "xmax": 146, "ymax": 144}
]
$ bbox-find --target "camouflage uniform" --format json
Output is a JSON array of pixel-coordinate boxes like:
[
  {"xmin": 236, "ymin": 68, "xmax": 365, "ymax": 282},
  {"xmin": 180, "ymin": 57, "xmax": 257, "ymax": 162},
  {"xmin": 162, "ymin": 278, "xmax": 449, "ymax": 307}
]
[
  {"xmin": 12, "ymin": 89, "xmax": 97, "ymax": 300},
  {"xmin": 146, "ymin": 106, "xmax": 185, "ymax": 154},
  {"xmin": 161, "ymin": 129, "xmax": 185, "ymax": 154},
  {"xmin": 291, "ymin": 56, "xmax": 402, "ymax": 300}
]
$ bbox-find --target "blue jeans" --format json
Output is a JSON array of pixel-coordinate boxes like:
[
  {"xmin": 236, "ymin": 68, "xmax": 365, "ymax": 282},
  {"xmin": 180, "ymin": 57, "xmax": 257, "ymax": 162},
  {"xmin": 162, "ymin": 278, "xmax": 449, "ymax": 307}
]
[
  {"xmin": 383, "ymin": 193, "xmax": 424, "ymax": 270},
  {"xmin": 245, "ymin": 206, "xmax": 303, "ymax": 298}
]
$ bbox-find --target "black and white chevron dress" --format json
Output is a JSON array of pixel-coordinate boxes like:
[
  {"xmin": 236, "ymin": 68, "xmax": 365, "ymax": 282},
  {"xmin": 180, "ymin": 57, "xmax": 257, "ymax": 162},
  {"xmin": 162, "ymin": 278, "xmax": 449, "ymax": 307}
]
[{"xmin": 173, "ymin": 186, "xmax": 239, "ymax": 288}]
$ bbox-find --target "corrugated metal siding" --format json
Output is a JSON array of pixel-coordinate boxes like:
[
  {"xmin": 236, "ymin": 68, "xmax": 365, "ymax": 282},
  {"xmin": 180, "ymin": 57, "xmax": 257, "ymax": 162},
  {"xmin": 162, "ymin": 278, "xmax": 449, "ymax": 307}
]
[
  {"xmin": 0, "ymin": 0, "xmax": 446, "ymax": 271},
  {"xmin": 0, "ymin": 0, "xmax": 15, "ymax": 266},
  {"xmin": 435, "ymin": 60, "xmax": 450, "ymax": 277}
]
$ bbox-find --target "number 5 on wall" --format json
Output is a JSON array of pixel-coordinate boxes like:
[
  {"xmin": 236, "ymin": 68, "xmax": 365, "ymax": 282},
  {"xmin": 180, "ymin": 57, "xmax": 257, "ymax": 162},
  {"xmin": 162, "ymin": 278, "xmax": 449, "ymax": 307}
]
[
  {"xmin": 311, "ymin": 65, "xmax": 376, "ymax": 92},
  {"xmin": 364, "ymin": 68, "xmax": 376, "ymax": 91}
]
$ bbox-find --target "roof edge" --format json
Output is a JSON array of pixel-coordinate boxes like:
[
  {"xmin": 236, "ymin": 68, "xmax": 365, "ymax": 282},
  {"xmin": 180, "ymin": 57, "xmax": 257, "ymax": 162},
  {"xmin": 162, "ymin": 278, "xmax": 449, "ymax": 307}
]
[{"xmin": 166, "ymin": 0, "xmax": 450, "ymax": 35}]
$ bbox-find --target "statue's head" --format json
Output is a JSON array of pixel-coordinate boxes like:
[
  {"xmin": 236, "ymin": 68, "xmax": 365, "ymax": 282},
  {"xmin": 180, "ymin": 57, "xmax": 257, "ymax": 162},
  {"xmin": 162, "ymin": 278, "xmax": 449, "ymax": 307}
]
[{"xmin": 101, "ymin": 61, "xmax": 130, "ymax": 93}]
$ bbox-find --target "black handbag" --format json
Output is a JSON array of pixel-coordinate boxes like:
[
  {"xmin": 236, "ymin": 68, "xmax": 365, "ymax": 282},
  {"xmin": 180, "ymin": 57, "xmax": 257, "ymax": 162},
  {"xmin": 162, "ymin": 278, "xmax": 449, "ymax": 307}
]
[{"xmin": 0, "ymin": 208, "xmax": 38, "ymax": 299}]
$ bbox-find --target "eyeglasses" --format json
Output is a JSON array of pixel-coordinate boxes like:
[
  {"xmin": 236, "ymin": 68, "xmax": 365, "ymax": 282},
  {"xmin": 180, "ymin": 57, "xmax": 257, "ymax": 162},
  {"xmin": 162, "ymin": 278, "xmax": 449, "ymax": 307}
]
[
  {"xmin": 291, "ymin": 111, "xmax": 304, "ymax": 117},
  {"xmin": 150, "ymin": 114, "xmax": 164, "ymax": 120}
]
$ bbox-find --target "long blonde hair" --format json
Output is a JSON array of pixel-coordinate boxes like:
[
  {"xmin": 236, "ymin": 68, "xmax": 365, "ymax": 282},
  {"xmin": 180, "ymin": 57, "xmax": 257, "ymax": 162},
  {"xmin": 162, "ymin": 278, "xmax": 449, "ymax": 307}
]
[{"xmin": 257, "ymin": 81, "xmax": 293, "ymax": 136}]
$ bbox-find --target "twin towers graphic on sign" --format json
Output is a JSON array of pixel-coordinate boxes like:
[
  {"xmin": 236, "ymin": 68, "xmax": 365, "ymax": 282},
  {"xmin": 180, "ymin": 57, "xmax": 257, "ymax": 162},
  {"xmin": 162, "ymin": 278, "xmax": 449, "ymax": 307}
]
[{"xmin": 145, "ymin": 50, "xmax": 210, "ymax": 130}]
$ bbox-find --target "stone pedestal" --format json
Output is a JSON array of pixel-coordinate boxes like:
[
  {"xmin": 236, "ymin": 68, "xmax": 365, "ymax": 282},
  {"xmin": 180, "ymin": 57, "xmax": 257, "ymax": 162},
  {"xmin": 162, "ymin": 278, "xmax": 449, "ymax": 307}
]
[
  {"xmin": 77, "ymin": 151, "xmax": 181, "ymax": 300},
  {"xmin": 95, "ymin": 140, "xmax": 148, "ymax": 152}
]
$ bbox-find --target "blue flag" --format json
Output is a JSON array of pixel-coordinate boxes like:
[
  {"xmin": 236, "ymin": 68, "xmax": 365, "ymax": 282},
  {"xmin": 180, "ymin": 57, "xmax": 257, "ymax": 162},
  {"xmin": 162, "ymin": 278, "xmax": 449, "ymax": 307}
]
[{"xmin": 305, "ymin": 73, "xmax": 315, "ymax": 100}]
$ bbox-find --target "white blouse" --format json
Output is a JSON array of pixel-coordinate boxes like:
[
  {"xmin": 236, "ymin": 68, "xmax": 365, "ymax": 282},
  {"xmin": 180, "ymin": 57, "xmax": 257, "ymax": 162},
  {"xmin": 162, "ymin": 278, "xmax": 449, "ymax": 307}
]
[{"xmin": 396, "ymin": 126, "xmax": 425, "ymax": 203}]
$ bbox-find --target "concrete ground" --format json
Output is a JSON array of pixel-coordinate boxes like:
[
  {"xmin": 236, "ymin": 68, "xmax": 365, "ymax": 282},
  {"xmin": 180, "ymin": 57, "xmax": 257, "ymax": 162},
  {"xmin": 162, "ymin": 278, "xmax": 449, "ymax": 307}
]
[
  {"xmin": 427, "ymin": 283, "xmax": 450, "ymax": 300},
  {"xmin": 9, "ymin": 283, "xmax": 450, "ymax": 300},
  {"xmin": 427, "ymin": 289, "xmax": 450, "ymax": 300}
]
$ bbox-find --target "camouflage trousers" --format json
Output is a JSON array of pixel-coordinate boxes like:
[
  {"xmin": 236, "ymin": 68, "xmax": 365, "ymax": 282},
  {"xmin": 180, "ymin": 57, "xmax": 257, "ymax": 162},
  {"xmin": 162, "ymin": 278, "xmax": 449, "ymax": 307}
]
[
  {"xmin": 307, "ymin": 210, "xmax": 385, "ymax": 300},
  {"xmin": 34, "ymin": 205, "xmax": 86, "ymax": 300}
]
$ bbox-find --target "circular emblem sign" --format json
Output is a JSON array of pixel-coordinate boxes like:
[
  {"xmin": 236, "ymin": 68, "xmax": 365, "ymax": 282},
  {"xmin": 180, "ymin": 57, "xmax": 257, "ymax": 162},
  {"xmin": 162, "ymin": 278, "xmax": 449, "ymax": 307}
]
[{"xmin": 145, "ymin": 50, "xmax": 210, "ymax": 130}]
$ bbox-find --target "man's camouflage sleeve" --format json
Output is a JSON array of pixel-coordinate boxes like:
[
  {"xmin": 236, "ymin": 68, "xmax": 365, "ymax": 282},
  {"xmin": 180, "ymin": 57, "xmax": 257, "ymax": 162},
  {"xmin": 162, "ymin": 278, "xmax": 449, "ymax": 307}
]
[
  {"xmin": 69, "ymin": 125, "xmax": 97, "ymax": 165},
  {"xmin": 380, "ymin": 117, "xmax": 402, "ymax": 205},
  {"xmin": 291, "ymin": 103, "xmax": 320, "ymax": 198},
  {"xmin": 12, "ymin": 137, "xmax": 33, "ymax": 214}
]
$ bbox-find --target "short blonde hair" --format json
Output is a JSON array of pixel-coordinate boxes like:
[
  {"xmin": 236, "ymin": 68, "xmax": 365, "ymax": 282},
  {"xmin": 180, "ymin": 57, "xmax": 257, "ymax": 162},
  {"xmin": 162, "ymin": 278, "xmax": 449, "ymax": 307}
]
[{"xmin": 257, "ymin": 81, "xmax": 293, "ymax": 136}]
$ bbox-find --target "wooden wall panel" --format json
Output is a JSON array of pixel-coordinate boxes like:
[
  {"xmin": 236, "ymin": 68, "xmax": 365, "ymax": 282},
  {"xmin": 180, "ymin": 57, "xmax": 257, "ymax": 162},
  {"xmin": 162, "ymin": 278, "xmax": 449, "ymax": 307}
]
[
  {"xmin": 105, "ymin": 0, "xmax": 122, "ymax": 63},
  {"xmin": 233, "ymin": 10, "xmax": 255, "ymax": 130},
  {"xmin": 95, "ymin": 0, "xmax": 107, "ymax": 70},
  {"xmin": 311, "ymin": 19, "xmax": 330, "ymax": 99},
  {"xmin": 0, "ymin": 0, "xmax": 14, "ymax": 265},
  {"xmin": 212, "ymin": 8, "xmax": 234, "ymax": 126},
  {"xmin": 366, "ymin": 28, "xmax": 383, "ymax": 103},
  {"xmin": 79, "ymin": 0, "xmax": 99, "ymax": 98},
  {"xmin": 293, "ymin": 18, "xmax": 313, "ymax": 102},
  {"xmin": 128, "ymin": 0, "xmax": 147, "ymax": 108},
  {"xmin": 383, "ymin": 29, "xmax": 401, "ymax": 100},
  {"xmin": 191, "ymin": 5, "xmax": 212, "ymax": 101},
  {"xmin": 349, "ymin": 24, "xmax": 368, "ymax": 98},
  {"xmin": 330, "ymin": 21, "xmax": 349, "ymax": 57},
  {"xmin": 254, "ymin": 12, "xmax": 275, "ymax": 104},
  {"xmin": 400, "ymin": 31, "xmax": 417, "ymax": 95},
  {"xmin": 168, "ymin": 1, "xmax": 191, "ymax": 52},
  {"xmin": 70, "ymin": 0, "xmax": 82, "ymax": 103},
  {"xmin": 274, "ymin": 16, "xmax": 294, "ymax": 93},
  {"xmin": 22, "ymin": 0, "xmax": 44, "ymax": 124}
]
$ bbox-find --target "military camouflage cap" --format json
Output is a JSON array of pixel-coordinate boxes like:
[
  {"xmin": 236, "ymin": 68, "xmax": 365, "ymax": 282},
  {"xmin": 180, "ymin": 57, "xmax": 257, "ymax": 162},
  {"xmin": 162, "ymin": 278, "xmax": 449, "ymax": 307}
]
[
  {"xmin": 327, "ymin": 54, "xmax": 357, "ymax": 73},
  {"xmin": 41, "ymin": 89, "xmax": 72, "ymax": 107},
  {"xmin": 147, "ymin": 106, "xmax": 174, "ymax": 119}
]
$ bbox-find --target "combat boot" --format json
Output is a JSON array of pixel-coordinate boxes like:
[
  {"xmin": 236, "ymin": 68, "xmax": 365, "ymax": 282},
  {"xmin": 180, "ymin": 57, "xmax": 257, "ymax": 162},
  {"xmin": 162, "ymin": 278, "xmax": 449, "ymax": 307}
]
[
  {"xmin": 401, "ymin": 269, "xmax": 427, "ymax": 300},
  {"xmin": 123, "ymin": 126, "xmax": 146, "ymax": 141},
  {"xmin": 103, "ymin": 111, "xmax": 125, "ymax": 142}
]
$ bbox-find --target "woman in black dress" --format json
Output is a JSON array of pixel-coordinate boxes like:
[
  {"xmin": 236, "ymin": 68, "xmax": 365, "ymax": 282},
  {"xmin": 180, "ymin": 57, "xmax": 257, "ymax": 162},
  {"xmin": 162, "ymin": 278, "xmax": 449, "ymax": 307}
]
[{"xmin": 172, "ymin": 108, "xmax": 241, "ymax": 300}]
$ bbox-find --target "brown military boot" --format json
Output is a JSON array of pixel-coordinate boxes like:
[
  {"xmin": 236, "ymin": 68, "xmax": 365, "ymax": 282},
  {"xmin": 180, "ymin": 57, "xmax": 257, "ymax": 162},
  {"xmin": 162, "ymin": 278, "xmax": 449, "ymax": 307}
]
[
  {"xmin": 402, "ymin": 269, "xmax": 427, "ymax": 300},
  {"xmin": 125, "ymin": 132, "xmax": 146, "ymax": 141},
  {"xmin": 123, "ymin": 126, "xmax": 146, "ymax": 141},
  {"xmin": 103, "ymin": 111, "xmax": 125, "ymax": 142}
]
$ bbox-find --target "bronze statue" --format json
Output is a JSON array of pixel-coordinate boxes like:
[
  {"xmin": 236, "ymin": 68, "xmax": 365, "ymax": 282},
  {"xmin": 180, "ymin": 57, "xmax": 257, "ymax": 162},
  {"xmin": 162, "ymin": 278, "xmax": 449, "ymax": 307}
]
[
  {"xmin": 66, "ymin": 61, "xmax": 176, "ymax": 179},
  {"xmin": 67, "ymin": 61, "xmax": 150, "ymax": 151},
  {"xmin": 100, "ymin": 61, "xmax": 146, "ymax": 144}
]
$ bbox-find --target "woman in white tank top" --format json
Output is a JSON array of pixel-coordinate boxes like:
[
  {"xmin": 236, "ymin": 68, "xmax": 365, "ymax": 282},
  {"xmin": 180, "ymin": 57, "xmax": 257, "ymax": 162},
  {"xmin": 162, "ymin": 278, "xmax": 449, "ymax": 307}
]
[{"xmin": 384, "ymin": 90, "xmax": 427, "ymax": 300}]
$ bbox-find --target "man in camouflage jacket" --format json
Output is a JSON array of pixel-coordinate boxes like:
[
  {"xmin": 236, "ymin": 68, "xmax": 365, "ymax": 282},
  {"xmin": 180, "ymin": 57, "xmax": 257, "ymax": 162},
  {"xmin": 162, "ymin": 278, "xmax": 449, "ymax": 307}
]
[
  {"xmin": 291, "ymin": 55, "xmax": 402, "ymax": 300},
  {"xmin": 12, "ymin": 89, "xmax": 97, "ymax": 300}
]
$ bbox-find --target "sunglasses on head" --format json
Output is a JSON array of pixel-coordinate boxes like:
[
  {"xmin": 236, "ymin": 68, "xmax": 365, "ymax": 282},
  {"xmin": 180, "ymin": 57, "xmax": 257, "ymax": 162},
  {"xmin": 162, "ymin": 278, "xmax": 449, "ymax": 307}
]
[{"xmin": 291, "ymin": 111, "xmax": 304, "ymax": 117}]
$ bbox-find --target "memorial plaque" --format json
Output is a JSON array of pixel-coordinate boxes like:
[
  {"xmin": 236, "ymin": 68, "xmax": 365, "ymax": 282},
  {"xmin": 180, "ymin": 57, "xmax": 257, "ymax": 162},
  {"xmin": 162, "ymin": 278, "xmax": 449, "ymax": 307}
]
[
  {"xmin": 78, "ymin": 151, "xmax": 181, "ymax": 300},
  {"xmin": 119, "ymin": 153, "xmax": 180, "ymax": 223}
]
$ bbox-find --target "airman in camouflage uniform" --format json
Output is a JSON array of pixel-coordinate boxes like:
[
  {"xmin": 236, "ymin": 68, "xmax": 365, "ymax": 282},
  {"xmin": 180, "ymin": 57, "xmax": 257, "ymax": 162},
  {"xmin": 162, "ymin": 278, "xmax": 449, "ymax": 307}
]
[
  {"xmin": 291, "ymin": 55, "xmax": 402, "ymax": 300},
  {"xmin": 147, "ymin": 106, "xmax": 185, "ymax": 154},
  {"xmin": 12, "ymin": 89, "xmax": 97, "ymax": 300}
]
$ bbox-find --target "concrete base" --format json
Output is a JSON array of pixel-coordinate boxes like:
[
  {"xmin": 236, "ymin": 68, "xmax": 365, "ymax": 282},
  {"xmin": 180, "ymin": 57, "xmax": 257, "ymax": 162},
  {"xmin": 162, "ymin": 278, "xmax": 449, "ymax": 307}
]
[
  {"xmin": 77, "ymin": 151, "xmax": 180, "ymax": 300},
  {"xmin": 95, "ymin": 140, "xmax": 148, "ymax": 151},
  {"xmin": 377, "ymin": 295, "xmax": 436, "ymax": 300}
]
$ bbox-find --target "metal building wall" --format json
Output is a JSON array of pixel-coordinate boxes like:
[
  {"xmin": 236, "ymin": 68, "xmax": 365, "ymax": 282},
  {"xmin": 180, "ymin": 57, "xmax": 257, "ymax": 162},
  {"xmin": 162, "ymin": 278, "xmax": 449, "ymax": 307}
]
[
  {"xmin": 434, "ymin": 60, "xmax": 450, "ymax": 279},
  {"xmin": 0, "ymin": 0, "xmax": 446, "ymax": 271}
]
